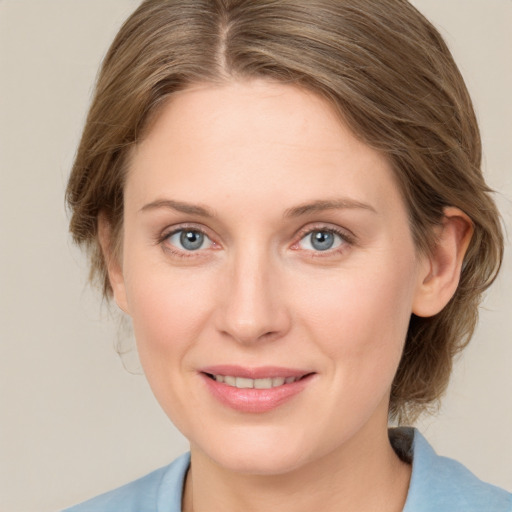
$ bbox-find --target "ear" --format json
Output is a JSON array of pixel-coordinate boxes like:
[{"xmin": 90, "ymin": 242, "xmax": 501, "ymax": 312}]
[
  {"xmin": 97, "ymin": 213, "xmax": 129, "ymax": 314},
  {"xmin": 412, "ymin": 207, "xmax": 473, "ymax": 317}
]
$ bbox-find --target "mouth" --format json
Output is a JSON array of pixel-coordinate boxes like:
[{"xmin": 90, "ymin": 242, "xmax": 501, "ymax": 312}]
[
  {"xmin": 199, "ymin": 366, "xmax": 315, "ymax": 413},
  {"xmin": 204, "ymin": 373, "xmax": 308, "ymax": 389}
]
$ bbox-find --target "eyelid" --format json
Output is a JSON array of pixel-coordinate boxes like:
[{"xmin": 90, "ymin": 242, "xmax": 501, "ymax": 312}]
[
  {"xmin": 291, "ymin": 223, "xmax": 356, "ymax": 252},
  {"xmin": 157, "ymin": 223, "xmax": 220, "ymax": 254},
  {"xmin": 155, "ymin": 222, "xmax": 355, "ymax": 256}
]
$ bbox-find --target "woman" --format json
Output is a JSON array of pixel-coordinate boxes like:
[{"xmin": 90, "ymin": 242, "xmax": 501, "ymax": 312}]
[{"xmin": 63, "ymin": 0, "xmax": 511, "ymax": 510}]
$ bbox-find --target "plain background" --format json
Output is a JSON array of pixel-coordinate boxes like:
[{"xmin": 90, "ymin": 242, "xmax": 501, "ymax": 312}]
[{"xmin": 0, "ymin": 1, "xmax": 511, "ymax": 511}]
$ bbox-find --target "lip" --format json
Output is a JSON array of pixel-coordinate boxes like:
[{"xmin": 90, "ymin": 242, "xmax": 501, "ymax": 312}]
[
  {"xmin": 199, "ymin": 365, "xmax": 315, "ymax": 413},
  {"xmin": 201, "ymin": 365, "xmax": 310, "ymax": 379}
]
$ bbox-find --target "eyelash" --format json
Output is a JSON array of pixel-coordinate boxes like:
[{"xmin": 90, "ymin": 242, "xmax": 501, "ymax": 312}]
[
  {"xmin": 156, "ymin": 223, "xmax": 356, "ymax": 258},
  {"xmin": 291, "ymin": 225, "xmax": 355, "ymax": 257},
  {"xmin": 156, "ymin": 224, "xmax": 217, "ymax": 259}
]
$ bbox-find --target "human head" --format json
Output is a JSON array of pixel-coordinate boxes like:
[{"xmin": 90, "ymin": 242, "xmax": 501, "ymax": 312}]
[{"xmin": 66, "ymin": 0, "xmax": 503, "ymax": 423}]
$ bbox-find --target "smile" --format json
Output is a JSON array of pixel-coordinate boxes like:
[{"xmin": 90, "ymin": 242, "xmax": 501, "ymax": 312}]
[
  {"xmin": 200, "ymin": 366, "xmax": 315, "ymax": 413},
  {"xmin": 208, "ymin": 375, "xmax": 301, "ymax": 389}
]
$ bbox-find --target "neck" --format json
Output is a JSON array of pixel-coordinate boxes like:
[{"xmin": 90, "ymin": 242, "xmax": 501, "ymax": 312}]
[{"xmin": 182, "ymin": 423, "xmax": 411, "ymax": 512}]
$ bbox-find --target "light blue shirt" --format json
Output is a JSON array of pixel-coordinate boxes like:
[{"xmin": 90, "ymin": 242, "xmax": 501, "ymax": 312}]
[{"xmin": 63, "ymin": 428, "xmax": 511, "ymax": 512}]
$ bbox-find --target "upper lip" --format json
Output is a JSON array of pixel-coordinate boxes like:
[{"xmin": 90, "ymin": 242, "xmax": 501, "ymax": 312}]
[{"xmin": 200, "ymin": 365, "xmax": 313, "ymax": 379}]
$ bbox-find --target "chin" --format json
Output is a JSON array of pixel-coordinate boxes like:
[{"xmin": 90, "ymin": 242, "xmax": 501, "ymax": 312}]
[
  {"xmin": 193, "ymin": 426, "xmax": 320, "ymax": 476},
  {"xmin": 212, "ymin": 449, "xmax": 308, "ymax": 476}
]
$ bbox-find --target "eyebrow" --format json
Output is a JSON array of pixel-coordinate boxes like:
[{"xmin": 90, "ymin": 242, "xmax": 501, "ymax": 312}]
[
  {"xmin": 283, "ymin": 199, "xmax": 377, "ymax": 217},
  {"xmin": 139, "ymin": 199, "xmax": 215, "ymax": 217},
  {"xmin": 139, "ymin": 197, "xmax": 376, "ymax": 218}
]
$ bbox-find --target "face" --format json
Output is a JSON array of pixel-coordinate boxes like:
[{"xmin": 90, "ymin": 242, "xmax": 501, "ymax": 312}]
[{"xmin": 113, "ymin": 80, "xmax": 429, "ymax": 475}]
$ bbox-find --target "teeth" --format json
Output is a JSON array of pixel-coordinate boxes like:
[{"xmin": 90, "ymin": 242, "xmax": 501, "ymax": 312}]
[
  {"xmin": 236, "ymin": 377, "xmax": 254, "ymax": 389},
  {"xmin": 212, "ymin": 375, "xmax": 299, "ymax": 389},
  {"xmin": 224, "ymin": 375, "xmax": 236, "ymax": 386},
  {"xmin": 254, "ymin": 378, "xmax": 272, "ymax": 389}
]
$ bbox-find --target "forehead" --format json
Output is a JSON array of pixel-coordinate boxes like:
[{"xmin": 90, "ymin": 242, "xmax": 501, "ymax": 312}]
[
  {"xmin": 136, "ymin": 80, "xmax": 365, "ymax": 161},
  {"xmin": 126, "ymin": 80, "xmax": 404, "ymax": 217}
]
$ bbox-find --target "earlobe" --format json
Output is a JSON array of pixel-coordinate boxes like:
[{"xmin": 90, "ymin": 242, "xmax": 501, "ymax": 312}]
[
  {"xmin": 97, "ymin": 213, "xmax": 129, "ymax": 314},
  {"xmin": 412, "ymin": 207, "xmax": 473, "ymax": 318}
]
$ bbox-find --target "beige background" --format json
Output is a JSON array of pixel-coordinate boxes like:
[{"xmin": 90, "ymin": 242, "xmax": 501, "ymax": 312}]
[{"xmin": 0, "ymin": 1, "xmax": 510, "ymax": 511}]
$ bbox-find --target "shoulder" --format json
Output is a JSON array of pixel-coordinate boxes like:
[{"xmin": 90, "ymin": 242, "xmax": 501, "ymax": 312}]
[
  {"xmin": 397, "ymin": 428, "xmax": 512, "ymax": 512},
  {"xmin": 62, "ymin": 452, "xmax": 190, "ymax": 512}
]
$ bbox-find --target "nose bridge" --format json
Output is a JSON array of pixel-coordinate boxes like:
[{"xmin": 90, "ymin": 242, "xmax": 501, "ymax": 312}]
[{"xmin": 218, "ymin": 242, "xmax": 289, "ymax": 344}]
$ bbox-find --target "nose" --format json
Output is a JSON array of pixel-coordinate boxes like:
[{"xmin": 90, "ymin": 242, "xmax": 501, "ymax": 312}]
[{"xmin": 215, "ymin": 247, "xmax": 291, "ymax": 345}]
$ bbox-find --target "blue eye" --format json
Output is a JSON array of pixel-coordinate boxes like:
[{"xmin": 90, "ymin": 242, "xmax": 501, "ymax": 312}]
[
  {"xmin": 298, "ymin": 230, "xmax": 344, "ymax": 251},
  {"xmin": 167, "ymin": 229, "xmax": 211, "ymax": 251}
]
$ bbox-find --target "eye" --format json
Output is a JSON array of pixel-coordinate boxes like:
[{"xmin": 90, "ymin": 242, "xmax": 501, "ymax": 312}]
[
  {"xmin": 297, "ymin": 229, "xmax": 346, "ymax": 252},
  {"xmin": 166, "ymin": 229, "xmax": 213, "ymax": 251}
]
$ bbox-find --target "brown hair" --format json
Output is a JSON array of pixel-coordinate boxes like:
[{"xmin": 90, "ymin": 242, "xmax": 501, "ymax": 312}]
[{"xmin": 66, "ymin": 0, "xmax": 503, "ymax": 423}]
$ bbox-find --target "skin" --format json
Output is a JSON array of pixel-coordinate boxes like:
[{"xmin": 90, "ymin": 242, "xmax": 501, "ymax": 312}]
[{"xmin": 101, "ymin": 80, "xmax": 472, "ymax": 512}]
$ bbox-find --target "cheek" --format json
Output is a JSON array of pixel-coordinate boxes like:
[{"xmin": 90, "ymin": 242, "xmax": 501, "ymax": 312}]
[
  {"xmin": 123, "ymin": 265, "xmax": 218, "ymax": 433},
  {"xmin": 296, "ymin": 259, "xmax": 416, "ymax": 376},
  {"xmin": 123, "ymin": 259, "xmax": 216, "ymax": 374}
]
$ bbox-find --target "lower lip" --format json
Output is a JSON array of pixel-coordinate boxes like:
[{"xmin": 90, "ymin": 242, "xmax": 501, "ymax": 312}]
[{"xmin": 201, "ymin": 373, "xmax": 314, "ymax": 413}]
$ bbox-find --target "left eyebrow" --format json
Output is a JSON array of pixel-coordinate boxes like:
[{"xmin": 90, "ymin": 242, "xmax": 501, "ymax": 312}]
[
  {"xmin": 139, "ymin": 199, "xmax": 215, "ymax": 217},
  {"xmin": 283, "ymin": 199, "xmax": 377, "ymax": 218}
]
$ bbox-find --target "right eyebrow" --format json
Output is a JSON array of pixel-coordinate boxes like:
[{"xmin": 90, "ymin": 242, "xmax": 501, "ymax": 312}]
[{"xmin": 139, "ymin": 199, "xmax": 215, "ymax": 218}]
